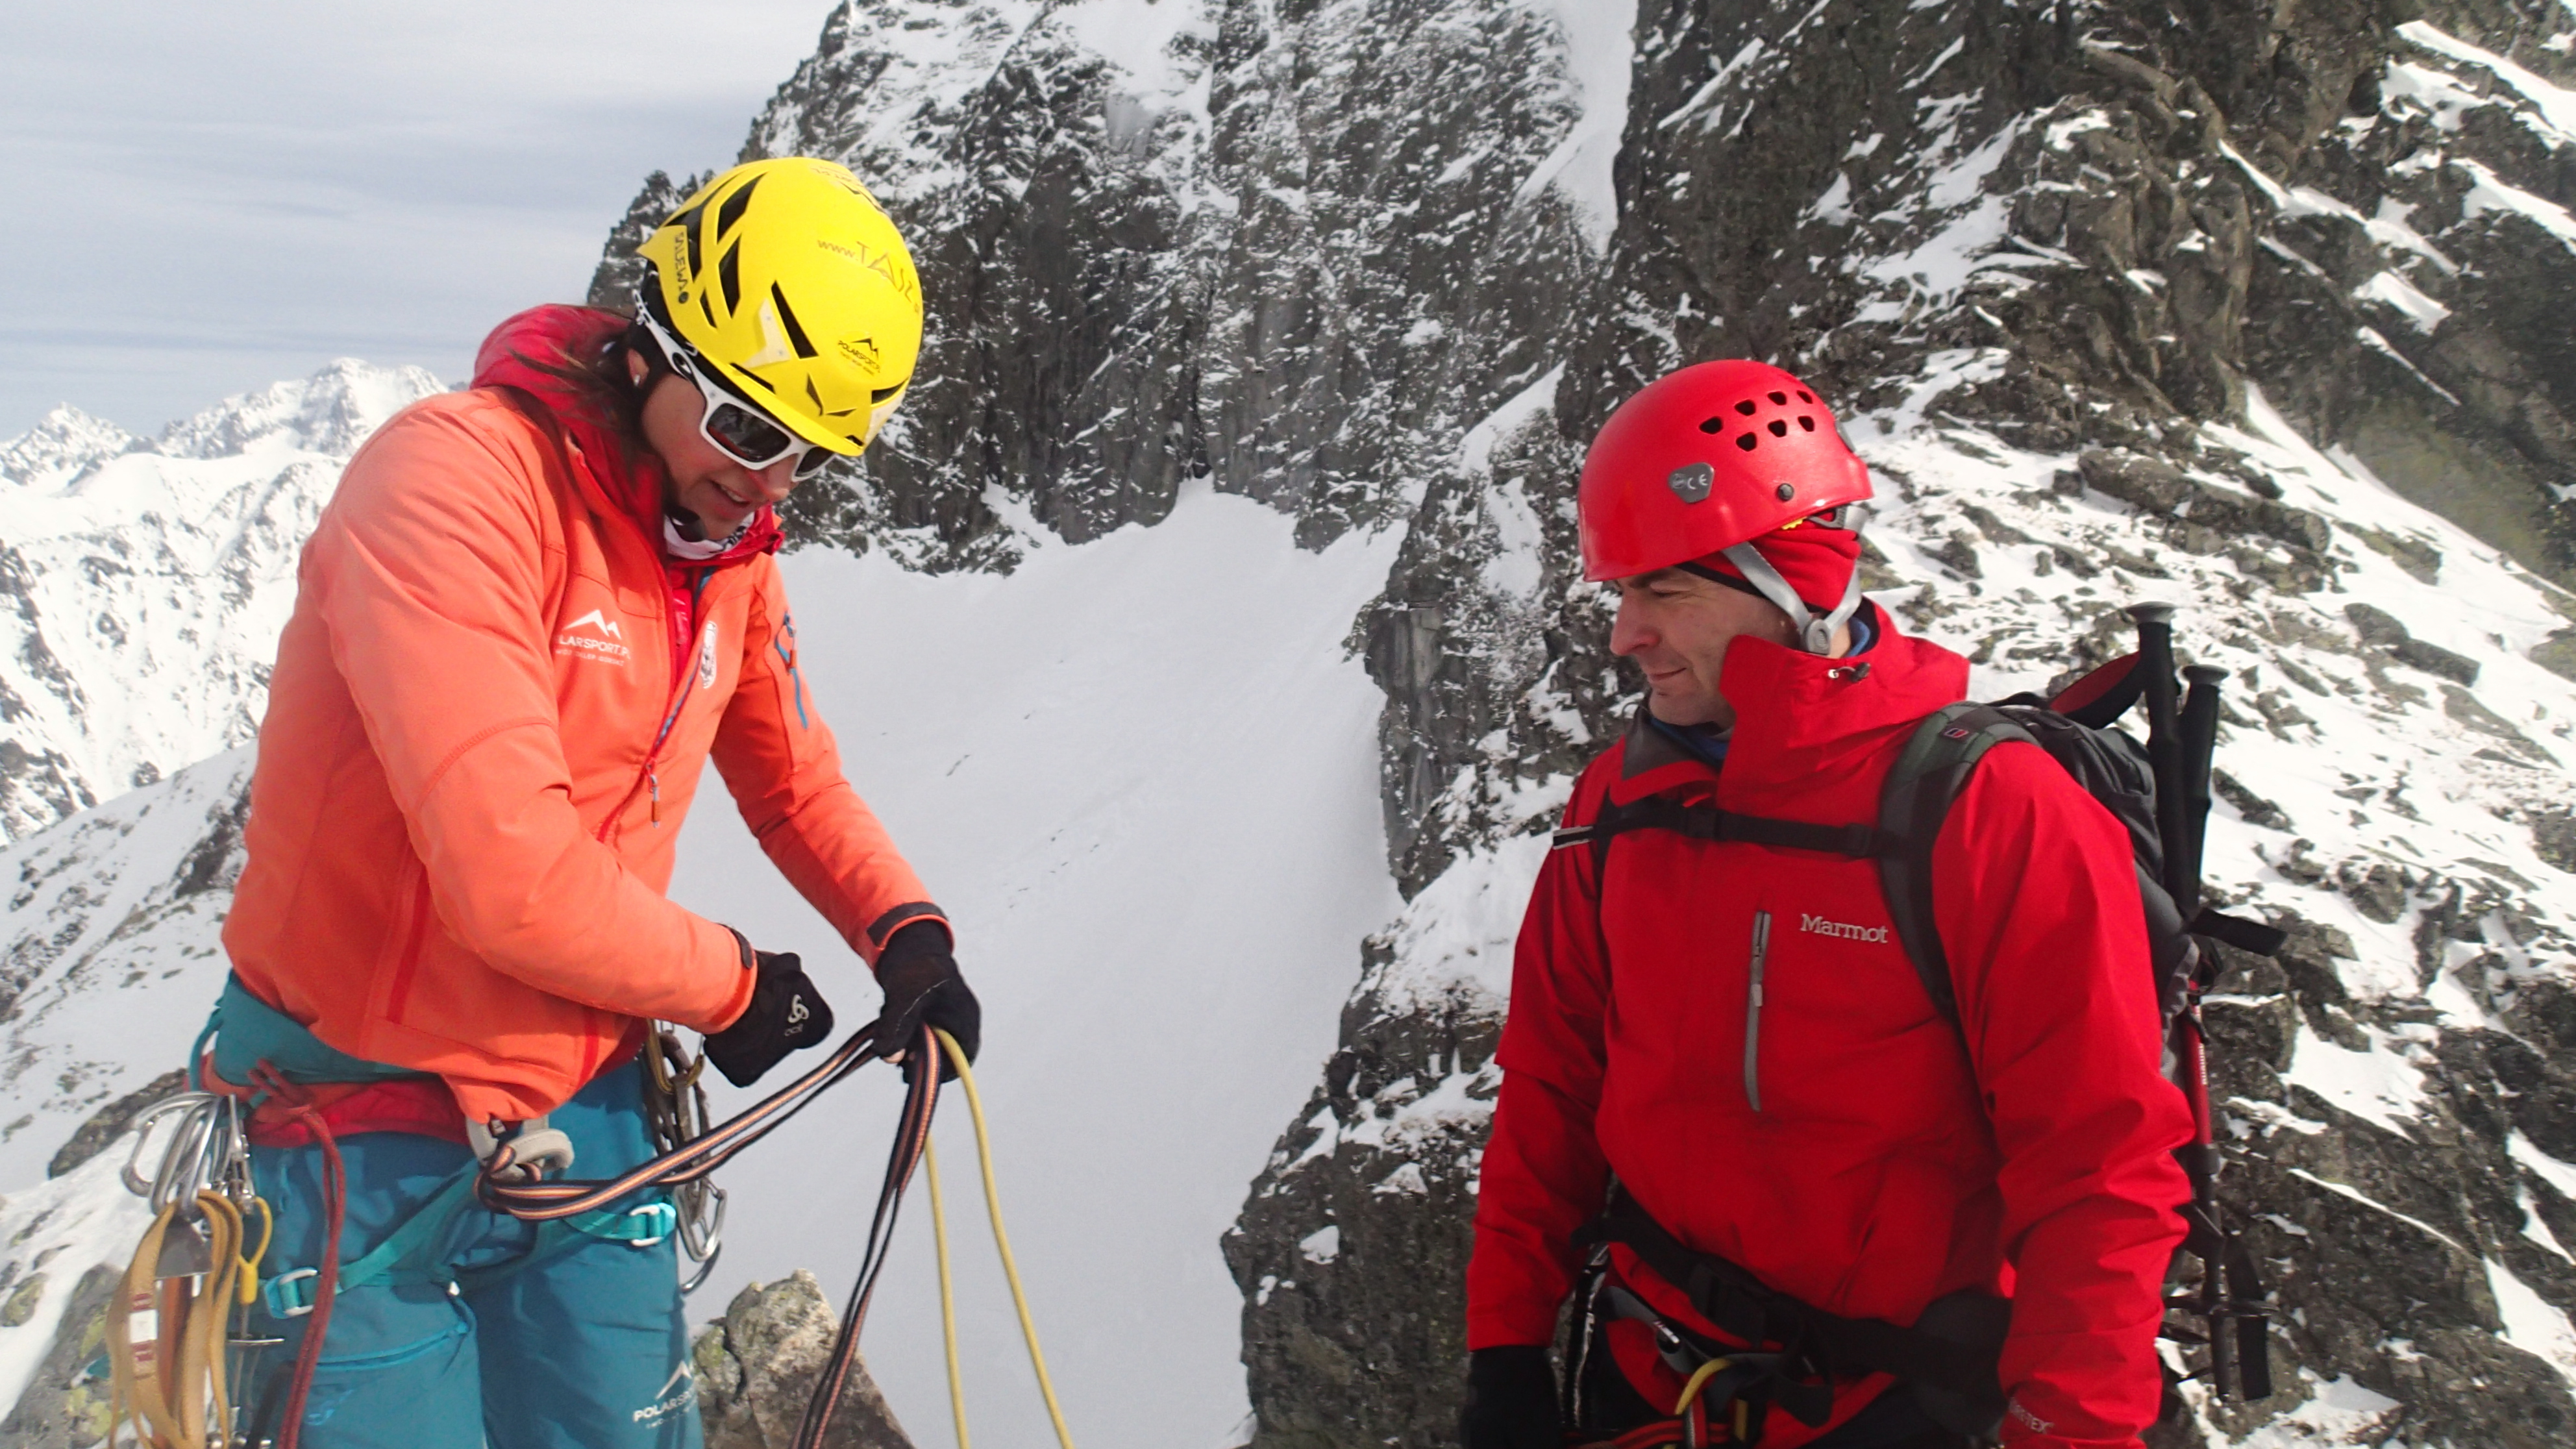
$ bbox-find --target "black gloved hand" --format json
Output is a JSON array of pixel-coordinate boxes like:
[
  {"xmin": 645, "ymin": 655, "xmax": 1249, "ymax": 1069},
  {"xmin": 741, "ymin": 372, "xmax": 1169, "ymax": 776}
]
[
  {"xmin": 1459, "ymin": 1345, "xmax": 1560, "ymax": 1449},
  {"xmin": 702, "ymin": 942, "xmax": 835, "ymax": 1089},
  {"xmin": 867, "ymin": 922, "xmax": 980, "ymax": 1079}
]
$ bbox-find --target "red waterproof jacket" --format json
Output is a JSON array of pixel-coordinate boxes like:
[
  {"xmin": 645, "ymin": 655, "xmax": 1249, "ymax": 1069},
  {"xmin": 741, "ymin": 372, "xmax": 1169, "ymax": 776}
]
[{"xmin": 1465, "ymin": 615, "xmax": 2190, "ymax": 1449}]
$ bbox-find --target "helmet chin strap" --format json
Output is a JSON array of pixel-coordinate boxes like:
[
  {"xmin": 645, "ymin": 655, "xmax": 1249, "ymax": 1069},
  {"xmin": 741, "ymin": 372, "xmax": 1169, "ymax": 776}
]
[{"xmin": 1715, "ymin": 504, "xmax": 1870, "ymax": 656}]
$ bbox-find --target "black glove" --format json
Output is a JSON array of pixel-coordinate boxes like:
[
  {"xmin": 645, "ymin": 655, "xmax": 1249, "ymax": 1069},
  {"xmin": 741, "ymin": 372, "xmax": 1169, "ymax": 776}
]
[
  {"xmin": 702, "ymin": 941, "xmax": 835, "ymax": 1089},
  {"xmin": 867, "ymin": 922, "xmax": 980, "ymax": 1079},
  {"xmin": 1459, "ymin": 1345, "xmax": 1559, "ymax": 1449}
]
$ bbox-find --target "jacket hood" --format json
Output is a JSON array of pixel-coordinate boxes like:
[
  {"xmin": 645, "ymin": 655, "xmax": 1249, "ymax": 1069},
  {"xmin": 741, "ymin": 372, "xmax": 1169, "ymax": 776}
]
[
  {"xmin": 1611, "ymin": 603, "xmax": 1970, "ymax": 817},
  {"xmin": 470, "ymin": 306, "xmax": 783, "ymax": 566}
]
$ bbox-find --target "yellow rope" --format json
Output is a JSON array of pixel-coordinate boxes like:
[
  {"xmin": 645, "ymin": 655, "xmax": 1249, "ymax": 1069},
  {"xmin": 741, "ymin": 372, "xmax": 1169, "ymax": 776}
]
[
  {"xmin": 1672, "ymin": 1356, "xmax": 1730, "ymax": 1418},
  {"xmin": 934, "ymin": 1028, "xmax": 1076, "ymax": 1449},
  {"xmin": 925, "ymin": 1135, "xmax": 970, "ymax": 1449}
]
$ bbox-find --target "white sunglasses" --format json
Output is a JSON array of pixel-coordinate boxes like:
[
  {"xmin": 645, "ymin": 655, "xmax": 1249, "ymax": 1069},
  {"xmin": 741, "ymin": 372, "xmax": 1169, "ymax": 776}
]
[{"xmin": 638, "ymin": 309, "xmax": 838, "ymax": 481}]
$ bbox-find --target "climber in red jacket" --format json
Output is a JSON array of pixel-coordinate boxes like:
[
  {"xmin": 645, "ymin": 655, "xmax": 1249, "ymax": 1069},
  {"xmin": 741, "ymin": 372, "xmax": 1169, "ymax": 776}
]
[{"xmin": 1459, "ymin": 362, "xmax": 2192, "ymax": 1449}]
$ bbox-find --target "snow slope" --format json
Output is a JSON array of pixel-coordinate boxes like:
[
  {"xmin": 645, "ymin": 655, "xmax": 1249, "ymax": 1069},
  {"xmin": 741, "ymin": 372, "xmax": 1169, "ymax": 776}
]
[
  {"xmin": 0, "ymin": 482, "xmax": 1402, "ymax": 1448},
  {"xmin": 664, "ymin": 484, "xmax": 1401, "ymax": 1448}
]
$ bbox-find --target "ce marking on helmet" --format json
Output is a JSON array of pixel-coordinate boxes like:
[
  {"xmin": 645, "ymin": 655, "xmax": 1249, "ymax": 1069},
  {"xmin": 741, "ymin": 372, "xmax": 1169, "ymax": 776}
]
[{"xmin": 1667, "ymin": 462, "xmax": 1715, "ymax": 504}]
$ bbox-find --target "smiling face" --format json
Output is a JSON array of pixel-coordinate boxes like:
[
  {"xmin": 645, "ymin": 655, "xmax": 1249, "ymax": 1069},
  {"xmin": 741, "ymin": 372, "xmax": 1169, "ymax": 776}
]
[
  {"xmin": 628, "ymin": 349, "xmax": 805, "ymax": 541},
  {"xmin": 1608, "ymin": 568, "xmax": 1810, "ymax": 729}
]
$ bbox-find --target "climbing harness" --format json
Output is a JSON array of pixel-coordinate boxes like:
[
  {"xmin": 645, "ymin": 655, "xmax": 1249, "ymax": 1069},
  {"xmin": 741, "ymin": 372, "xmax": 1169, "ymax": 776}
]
[{"xmin": 123, "ymin": 987, "xmax": 1077, "ymax": 1447}]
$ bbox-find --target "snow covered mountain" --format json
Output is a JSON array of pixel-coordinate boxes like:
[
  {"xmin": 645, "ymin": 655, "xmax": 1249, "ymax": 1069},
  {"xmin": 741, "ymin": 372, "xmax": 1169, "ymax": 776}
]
[
  {"xmin": 626, "ymin": 1, "xmax": 2576, "ymax": 1445},
  {"xmin": 3, "ymin": 1, "xmax": 2576, "ymax": 1448},
  {"xmin": 0, "ymin": 362, "xmax": 443, "ymax": 841}
]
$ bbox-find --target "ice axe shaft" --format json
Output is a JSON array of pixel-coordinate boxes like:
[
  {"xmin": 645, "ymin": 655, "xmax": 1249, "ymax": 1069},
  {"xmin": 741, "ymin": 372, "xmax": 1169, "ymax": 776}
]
[
  {"xmin": 2175, "ymin": 665, "xmax": 2227, "ymax": 922},
  {"xmin": 2126, "ymin": 605, "xmax": 2190, "ymax": 904}
]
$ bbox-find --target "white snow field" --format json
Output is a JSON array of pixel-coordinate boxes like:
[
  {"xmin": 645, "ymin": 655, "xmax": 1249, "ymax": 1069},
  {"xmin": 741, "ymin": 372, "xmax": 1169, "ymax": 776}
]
[
  {"xmin": 662, "ymin": 484, "xmax": 1404, "ymax": 1448},
  {"xmin": 0, "ymin": 480, "xmax": 1402, "ymax": 1447}
]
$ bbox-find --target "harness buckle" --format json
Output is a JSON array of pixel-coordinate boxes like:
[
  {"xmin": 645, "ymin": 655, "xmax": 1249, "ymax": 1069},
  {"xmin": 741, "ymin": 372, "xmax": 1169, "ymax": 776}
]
[
  {"xmin": 467, "ymin": 1117, "xmax": 576, "ymax": 1183},
  {"xmin": 264, "ymin": 1267, "xmax": 319, "ymax": 1319},
  {"xmin": 620, "ymin": 1201, "xmax": 678, "ymax": 1248}
]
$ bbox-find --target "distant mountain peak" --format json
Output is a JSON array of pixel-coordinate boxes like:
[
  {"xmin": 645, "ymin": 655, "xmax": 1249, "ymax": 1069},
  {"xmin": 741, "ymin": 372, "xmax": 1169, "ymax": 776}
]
[
  {"xmin": 0, "ymin": 406, "xmax": 138, "ymax": 491},
  {"xmin": 151, "ymin": 359, "xmax": 447, "ymax": 462}
]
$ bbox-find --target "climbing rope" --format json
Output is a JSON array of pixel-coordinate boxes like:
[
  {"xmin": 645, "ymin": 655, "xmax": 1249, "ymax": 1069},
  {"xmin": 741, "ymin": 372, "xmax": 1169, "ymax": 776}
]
[
  {"xmin": 924, "ymin": 1137, "xmax": 969, "ymax": 1448},
  {"xmin": 138, "ymin": 1011, "xmax": 1077, "ymax": 1446},
  {"xmin": 925, "ymin": 1026, "xmax": 1075, "ymax": 1449}
]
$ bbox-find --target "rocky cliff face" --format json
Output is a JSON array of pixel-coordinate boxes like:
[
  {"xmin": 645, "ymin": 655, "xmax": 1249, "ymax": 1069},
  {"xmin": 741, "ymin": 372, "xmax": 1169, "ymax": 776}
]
[
  {"xmin": 1232, "ymin": 3, "xmax": 2576, "ymax": 1446},
  {"xmin": 580, "ymin": 0, "xmax": 2576, "ymax": 1444}
]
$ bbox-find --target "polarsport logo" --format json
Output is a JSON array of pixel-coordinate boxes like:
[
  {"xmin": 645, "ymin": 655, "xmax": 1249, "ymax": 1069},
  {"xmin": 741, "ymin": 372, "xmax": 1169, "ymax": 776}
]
[
  {"xmin": 1800, "ymin": 913, "xmax": 1891, "ymax": 944},
  {"xmin": 556, "ymin": 607, "xmax": 632, "ymax": 665},
  {"xmin": 633, "ymin": 1359, "xmax": 697, "ymax": 1426}
]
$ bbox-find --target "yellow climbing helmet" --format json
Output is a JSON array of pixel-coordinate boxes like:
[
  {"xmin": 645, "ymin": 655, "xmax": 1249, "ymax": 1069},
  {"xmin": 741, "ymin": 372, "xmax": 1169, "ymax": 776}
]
[{"xmin": 636, "ymin": 157, "xmax": 923, "ymax": 455}]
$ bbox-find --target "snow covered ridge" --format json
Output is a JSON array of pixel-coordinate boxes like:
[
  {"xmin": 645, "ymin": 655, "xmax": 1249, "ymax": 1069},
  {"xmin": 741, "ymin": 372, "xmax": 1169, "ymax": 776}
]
[{"xmin": 0, "ymin": 362, "xmax": 441, "ymax": 841}]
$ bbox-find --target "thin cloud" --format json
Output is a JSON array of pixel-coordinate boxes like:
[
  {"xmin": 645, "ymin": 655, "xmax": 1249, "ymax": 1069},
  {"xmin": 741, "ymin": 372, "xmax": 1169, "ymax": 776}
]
[{"xmin": 0, "ymin": 0, "xmax": 838, "ymax": 438}]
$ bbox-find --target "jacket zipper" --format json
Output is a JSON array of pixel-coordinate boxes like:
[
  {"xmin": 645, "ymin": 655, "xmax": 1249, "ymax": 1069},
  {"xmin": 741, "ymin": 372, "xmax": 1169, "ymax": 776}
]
[
  {"xmin": 617, "ymin": 569, "xmax": 714, "ymax": 836},
  {"xmin": 1744, "ymin": 909, "xmax": 1772, "ymax": 1113}
]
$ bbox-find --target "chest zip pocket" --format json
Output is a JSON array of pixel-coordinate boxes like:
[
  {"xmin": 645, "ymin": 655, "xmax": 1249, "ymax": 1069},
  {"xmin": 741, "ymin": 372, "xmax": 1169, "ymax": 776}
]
[{"xmin": 1744, "ymin": 910, "xmax": 1772, "ymax": 1113}]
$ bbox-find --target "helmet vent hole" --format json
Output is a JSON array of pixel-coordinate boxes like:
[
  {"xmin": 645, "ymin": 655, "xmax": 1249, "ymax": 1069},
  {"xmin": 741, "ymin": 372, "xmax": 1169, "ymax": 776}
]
[
  {"xmin": 1798, "ymin": 415, "xmax": 1816, "ymax": 432},
  {"xmin": 1736, "ymin": 434, "xmax": 1759, "ymax": 452},
  {"xmin": 1768, "ymin": 420, "xmax": 1789, "ymax": 437},
  {"xmin": 716, "ymin": 174, "xmax": 763, "ymax": 237},
  {"xmin": 1735, "ymin": 400, "xmax": 1757, "ymax": 416},
  {"xmin": 1768, "ymin": 391, "xmax": 1788, "ymax": 405},
  {"xmin": 1797, "ymin": 390, "xmax": 1814, "ymax": 403},
  {"xmin": 1698, "ymin": 417, "xmax": 1725, "ymax": 434}
]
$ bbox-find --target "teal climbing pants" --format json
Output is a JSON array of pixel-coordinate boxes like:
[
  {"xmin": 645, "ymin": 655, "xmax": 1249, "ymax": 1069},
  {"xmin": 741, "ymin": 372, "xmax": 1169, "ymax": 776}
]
[{"xmin": 244, "ymin": 1061, "xmax": 704, "ymax": 1449}]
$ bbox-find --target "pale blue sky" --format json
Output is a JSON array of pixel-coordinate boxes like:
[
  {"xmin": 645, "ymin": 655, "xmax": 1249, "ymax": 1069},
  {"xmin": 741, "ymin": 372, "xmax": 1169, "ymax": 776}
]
[{"xmin": 1, "ymin": 1, "xmax": 841, "ymax": 440}]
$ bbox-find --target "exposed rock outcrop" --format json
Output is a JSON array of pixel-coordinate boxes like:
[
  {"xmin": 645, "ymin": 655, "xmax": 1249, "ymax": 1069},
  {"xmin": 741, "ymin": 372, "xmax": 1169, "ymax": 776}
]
[{"xmin": 694, "ymin": 1270, "xmax": 915, "ymax": 1449}]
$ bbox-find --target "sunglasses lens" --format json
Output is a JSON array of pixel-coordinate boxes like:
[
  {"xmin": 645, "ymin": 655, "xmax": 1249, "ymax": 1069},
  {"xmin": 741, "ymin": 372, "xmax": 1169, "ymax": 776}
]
[
  {"xmin": 791, "ymin": 447, "xmax": 836, "ymax": 482},
  {"xmin": 704, "ymin": 401, "xmax": 793, "ymax": 467}
]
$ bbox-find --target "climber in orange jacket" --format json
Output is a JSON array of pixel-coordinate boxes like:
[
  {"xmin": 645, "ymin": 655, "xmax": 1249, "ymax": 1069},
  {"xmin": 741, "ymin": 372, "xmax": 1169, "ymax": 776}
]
[{"xmin": 211, "ymin": 159, "xmax": 977, "ymax": 1448}]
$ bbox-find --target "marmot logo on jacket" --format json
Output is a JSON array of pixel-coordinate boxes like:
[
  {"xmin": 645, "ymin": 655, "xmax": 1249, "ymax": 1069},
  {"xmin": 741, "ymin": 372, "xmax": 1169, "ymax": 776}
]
[{"xmin": 1799, "ymin": 913, "xmax": 1890, "ymax": 943}]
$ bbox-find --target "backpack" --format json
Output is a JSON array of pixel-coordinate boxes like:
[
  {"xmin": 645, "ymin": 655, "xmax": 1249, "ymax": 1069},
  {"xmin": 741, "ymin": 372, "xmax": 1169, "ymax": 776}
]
[{"xmin": 1557, "ymin": 604, "xmax": 2285, "ymax": 1427}]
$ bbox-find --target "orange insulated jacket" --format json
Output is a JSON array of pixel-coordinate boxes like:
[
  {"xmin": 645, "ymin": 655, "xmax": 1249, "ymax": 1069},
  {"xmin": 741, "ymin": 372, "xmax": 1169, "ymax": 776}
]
[{"xmin": 223, "ymin": 306, "xmax": 943, "ymax": 1124}]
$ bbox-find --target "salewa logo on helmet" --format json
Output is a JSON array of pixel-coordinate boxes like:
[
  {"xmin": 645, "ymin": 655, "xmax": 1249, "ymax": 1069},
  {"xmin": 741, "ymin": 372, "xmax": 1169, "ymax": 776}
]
[
  {"xmin": 556, "ymin": 608, "xmax": 632, "ymax": 666},
  {"xmin": 1800, "ymin": 913, "xmax": 1891, "ymax": 944}
]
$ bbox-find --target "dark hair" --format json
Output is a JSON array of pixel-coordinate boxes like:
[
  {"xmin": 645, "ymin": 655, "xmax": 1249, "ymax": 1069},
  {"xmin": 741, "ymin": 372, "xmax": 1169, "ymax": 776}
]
[{"xmin": 508, "ymin": 316, "xmax": 665, "ymax": 452}]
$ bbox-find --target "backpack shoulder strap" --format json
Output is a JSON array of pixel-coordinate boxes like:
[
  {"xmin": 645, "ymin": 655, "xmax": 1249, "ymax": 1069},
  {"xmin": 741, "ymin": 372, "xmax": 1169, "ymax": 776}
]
[{"xmin": 1877, "ymin": 703, "xmax": 2034, "ymax": 1025}]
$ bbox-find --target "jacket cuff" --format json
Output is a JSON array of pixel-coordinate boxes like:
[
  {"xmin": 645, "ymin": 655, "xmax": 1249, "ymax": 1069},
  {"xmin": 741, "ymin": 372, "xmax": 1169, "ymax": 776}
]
[{"xmin": 865, "ymin": 902, "xmax": 948, "ymax": 958}]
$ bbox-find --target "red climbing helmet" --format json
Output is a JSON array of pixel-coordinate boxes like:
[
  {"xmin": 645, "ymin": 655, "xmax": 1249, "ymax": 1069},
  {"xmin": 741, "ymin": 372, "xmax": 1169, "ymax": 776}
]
[{"xmin": 1578, "ymin": 360, "xmax": 1874, "ymax": 583}]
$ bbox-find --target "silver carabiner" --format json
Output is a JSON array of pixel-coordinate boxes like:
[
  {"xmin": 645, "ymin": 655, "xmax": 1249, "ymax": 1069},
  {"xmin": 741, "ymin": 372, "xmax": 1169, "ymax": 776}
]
[{"xmin": 123, "ymin": 1093, "xmax": 223, "ymax": 1210}]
